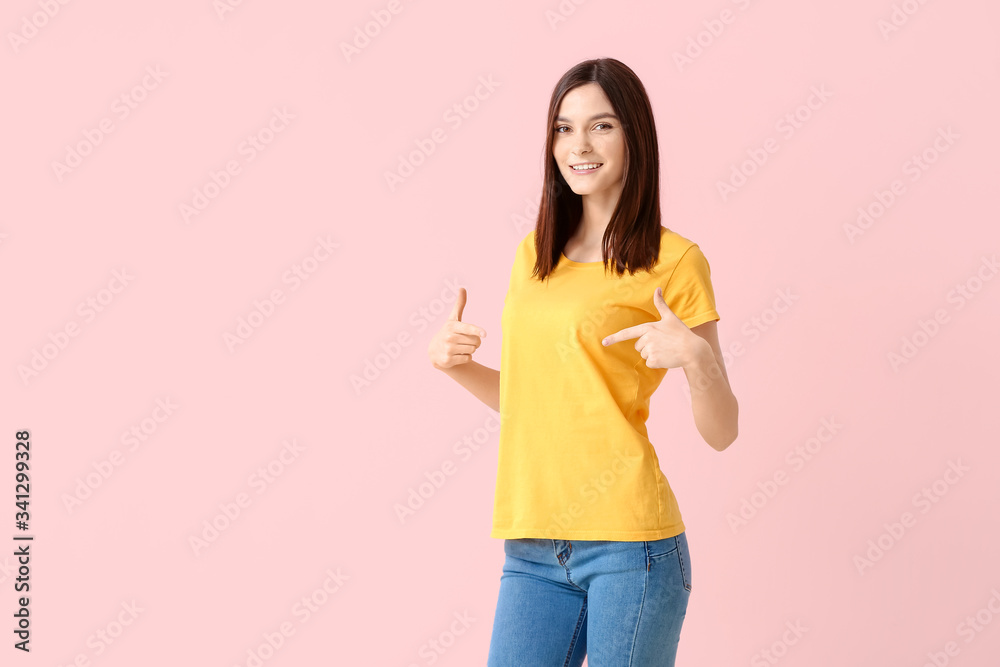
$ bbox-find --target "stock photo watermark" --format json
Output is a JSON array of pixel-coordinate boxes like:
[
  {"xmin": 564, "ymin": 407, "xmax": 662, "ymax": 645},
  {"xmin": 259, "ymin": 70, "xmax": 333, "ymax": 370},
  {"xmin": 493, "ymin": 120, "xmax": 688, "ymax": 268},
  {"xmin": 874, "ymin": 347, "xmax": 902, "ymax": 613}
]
[
  {"xmin": 54, "ymin": 600, "xmax": 144, "ymax": 665},
  {"xmin": 544, "ymin": 0, "xmax": 591, "ymax": 30},
  {"xmin": 886, "ymin": 254, "xmax": 997, "ymax": 372},
  {"xmin": 716, "ymin": 84, "xmax": 833, "ymax": 203},
  {"xmin": 50, "ymin": 65, "xmax": 168, "ymax": 183},
  {"xmin": 750, "ymin": 619, "xmax": 808, "ymax": 667},
  {"xmin": 726, "ymin": 416, "xmax": 842, "ymax": 534},
  {"xmin": 62, "ymin": 397, "xmax": 179, "ymax": 513},
  {"xmin": 395, "ymin": 411, "xmax": 500, "ymax": 524},
  {"xmin": 223, "ymin": 234, "xmax": 340, "ymax": 352},
  {"xmin": 0, "ymin": 556, "xmax": 17, "ymax": 586},
  {"xmin": 510, "ymin": 194, "xmax": 539, "ymax": 237},
  {"xmin": 340, "ymin": 0, "xmax": 417, "ymax": 62},
  {"xmin": 7, "ymin": 0, "xmax": 74, "ymax": 53},
  {"xmin": 383, "ymin": 75, "xmax": 501, "ymax": 192},
  {"xmin": 406, "ymin": 611, "xmax": 476, "ymax": 667},
  {"xmin": 673, "ymin": 0, "xmax": 759, "ymax": 72},
  {"xmin": 214, "ymin": 0, "xmax": 251, "ymax": 20},
  {"xmin": 352, "ymin": 277, "xmax": 464, "ymax": 395},
  {"xmin": 877, "ymin": 0, "xmax": 933, "ymax": 40},
  {"xmin": 508, "ymin": 179, "xmax": 569, "ymax": 236},
  {"xmin": 545, "ymin": 449, "xmax": 638, "ymax": 535},
  {"xmin": 918, "ymin": 588, "xmax": 1000, "ymax": 666},
  {"xmin": 681, "ymin": 286, "xmax": 797, "ymax": 403},
  {"xmin": 16, "ymin": 267, "xmax": 135, "ymax": 386},
  {"xmin": 188, "ymin": 438, "xmax": 305, "ymax": 557},
  {"xmin": 233, "ymin": 566, "xmax": 349, "ymax": 667},
  {"xmin": 179, "ymin": 106, "xmax": 295, "ymax": 224},
  {"xmin": 853, "ymin": 459, "xmax": 969, "ymax": 575},
  {"xmin": 844, "ymin": 125, "xmax": 958, "ymax": 244},
  {"xmin": 556, "ymin": 281, "xmax": 640, "ymax": 362}
]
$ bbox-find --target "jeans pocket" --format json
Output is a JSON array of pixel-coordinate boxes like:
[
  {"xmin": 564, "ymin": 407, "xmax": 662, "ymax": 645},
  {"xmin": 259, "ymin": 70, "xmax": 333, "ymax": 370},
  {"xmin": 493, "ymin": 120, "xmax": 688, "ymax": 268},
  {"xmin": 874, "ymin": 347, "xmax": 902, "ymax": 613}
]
[
  {"xmin": 645, "ymin": 534, "xmax": 692, "ymax": 592},
  {"xmin": 644, "ymin": 536, "xmax": 678, "ymax": 559},
  {"xmin": 675, "ymin": 532, "xmax": 692, "ymax": 592}
]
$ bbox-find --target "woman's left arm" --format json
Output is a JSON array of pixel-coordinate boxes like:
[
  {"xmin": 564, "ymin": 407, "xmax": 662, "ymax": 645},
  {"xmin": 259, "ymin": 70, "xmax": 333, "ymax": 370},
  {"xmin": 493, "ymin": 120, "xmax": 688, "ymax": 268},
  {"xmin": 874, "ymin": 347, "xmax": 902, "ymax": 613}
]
[
  {"xmin": 682, "ymin": 320, "xmax": 739, "ymax": 452},
  {"xmin": 601, "ymin": 287, "xmax": 739, "ymax": 452}
]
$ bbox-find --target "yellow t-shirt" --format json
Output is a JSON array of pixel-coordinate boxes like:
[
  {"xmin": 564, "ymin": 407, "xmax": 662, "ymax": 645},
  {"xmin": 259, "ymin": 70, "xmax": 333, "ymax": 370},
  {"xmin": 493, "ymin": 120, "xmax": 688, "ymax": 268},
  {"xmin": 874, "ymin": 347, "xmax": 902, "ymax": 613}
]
[{"xmin": 491, "ymin": 225, "xmax": 720, "ymax": 541}]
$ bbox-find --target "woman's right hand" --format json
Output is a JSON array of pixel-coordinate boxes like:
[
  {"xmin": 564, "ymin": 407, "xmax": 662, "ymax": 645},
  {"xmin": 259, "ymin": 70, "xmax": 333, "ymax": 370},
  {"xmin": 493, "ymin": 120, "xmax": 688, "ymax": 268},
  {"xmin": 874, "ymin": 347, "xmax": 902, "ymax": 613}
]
[{"xmin": 428, "ymin": 287, "xmax": 487, "ymax": 370}]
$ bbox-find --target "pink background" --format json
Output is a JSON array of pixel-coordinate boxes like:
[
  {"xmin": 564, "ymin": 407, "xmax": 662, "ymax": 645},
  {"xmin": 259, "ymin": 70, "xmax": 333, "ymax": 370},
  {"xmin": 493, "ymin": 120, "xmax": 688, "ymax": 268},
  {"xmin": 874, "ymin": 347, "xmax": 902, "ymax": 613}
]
[{"xmin": 3, "ymin": 0, "xmax": 999, "ymax": 665}]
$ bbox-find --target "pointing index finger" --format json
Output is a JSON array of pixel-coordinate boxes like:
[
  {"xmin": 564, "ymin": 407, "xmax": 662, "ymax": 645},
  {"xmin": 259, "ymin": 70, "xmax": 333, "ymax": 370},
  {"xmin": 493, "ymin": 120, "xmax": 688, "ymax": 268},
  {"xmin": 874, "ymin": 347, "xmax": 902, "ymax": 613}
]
[{"xmin": 602, "ymin": 324, "xmax": 645, "ymax": 346}]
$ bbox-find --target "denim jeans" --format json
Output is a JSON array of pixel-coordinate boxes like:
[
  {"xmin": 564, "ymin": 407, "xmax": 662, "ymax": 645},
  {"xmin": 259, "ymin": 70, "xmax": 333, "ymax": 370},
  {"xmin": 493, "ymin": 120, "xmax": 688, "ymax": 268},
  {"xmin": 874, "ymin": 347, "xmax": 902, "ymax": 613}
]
[{"xmin": 487, "ymin": 531, "xmax": 692, "ymax": 666}]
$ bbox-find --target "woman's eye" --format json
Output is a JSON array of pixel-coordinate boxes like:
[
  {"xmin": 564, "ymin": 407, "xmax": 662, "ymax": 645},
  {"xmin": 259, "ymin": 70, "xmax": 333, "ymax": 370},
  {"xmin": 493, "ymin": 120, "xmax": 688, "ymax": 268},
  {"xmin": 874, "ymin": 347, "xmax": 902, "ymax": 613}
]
[{"xmin": 555, "ymin": 123, "xmax": 611, "ymax": 134}]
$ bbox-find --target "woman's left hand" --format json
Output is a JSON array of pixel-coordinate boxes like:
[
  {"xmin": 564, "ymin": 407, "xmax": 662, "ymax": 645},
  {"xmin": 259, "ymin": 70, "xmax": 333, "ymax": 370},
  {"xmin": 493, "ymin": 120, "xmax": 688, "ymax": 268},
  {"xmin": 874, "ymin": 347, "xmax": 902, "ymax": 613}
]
[{"xmin": 601, "ymin": 287, "xmax": 704, "ymax": 370}]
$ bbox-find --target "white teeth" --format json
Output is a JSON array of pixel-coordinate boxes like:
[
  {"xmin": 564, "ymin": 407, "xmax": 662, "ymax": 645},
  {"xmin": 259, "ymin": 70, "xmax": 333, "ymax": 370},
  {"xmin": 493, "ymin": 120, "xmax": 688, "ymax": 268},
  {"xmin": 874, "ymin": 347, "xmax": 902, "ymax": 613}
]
[{"xmin": 572, "ymin": 163, "xmax": 602, "ymax": 170}]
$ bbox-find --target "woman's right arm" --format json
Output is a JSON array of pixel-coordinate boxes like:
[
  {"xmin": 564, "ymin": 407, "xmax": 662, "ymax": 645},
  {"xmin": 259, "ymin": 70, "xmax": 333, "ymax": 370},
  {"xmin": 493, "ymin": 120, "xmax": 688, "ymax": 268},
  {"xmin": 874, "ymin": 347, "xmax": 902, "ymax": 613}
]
[
  {"xmin": 427, "ymin": 287, "xmax": 500, "ymax": 412},
  {"xmin": 436, "ymin": 360, "xmax": 500, "ymax": 413}
]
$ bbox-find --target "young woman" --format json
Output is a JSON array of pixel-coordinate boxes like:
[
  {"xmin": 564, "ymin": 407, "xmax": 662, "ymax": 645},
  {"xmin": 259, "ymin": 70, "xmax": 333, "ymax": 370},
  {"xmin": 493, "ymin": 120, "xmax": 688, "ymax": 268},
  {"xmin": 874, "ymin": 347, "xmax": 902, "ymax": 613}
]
[{"xmin": 428, "ymin": 57, "xmax": 739, "ymax": 667}]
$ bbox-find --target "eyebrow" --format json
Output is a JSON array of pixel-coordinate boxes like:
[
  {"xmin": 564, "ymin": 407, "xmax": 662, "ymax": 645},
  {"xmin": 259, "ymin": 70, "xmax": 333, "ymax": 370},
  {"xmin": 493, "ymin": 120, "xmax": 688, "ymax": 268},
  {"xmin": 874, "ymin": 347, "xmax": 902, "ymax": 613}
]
[{"xmin": 554, "ymin": 112, "xmax": 619, "ymax": 124}]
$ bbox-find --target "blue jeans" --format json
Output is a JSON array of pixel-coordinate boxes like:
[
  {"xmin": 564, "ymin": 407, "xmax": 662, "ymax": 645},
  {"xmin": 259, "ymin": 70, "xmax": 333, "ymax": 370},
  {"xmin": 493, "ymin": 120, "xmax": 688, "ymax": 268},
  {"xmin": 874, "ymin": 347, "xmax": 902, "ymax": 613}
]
[{"xmin": 487, "ymin": 531, "xmax": 692, "ymax": 666}]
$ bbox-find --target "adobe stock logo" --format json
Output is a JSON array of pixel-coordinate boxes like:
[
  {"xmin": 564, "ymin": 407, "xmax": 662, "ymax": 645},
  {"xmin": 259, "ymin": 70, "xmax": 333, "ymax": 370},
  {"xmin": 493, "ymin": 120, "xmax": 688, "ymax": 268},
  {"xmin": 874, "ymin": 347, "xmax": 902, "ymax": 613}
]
[
  {"xmin": 672, "ymin": 0, "xmax": 758, "ymax": 72},
  {"xmin": 682, "ymin": 287, "xmax": 798, "ymax": 404},
  {"xmin": 17, "ymin": 268, "xmax": 135, "ymax": 386},
  {"xmin": 853, "ymin": 459, "xmax": 970, "ymax": 575},
  {"xmin": 544, "ymin": 449, "xmax": 637, "ymax": 535},
  {"xmin": 223, "ymin": 234, "xmax": 339, "ymax": 352},
  {"xmin": 213, "ymin": 0, "xmax": 250, "ymax": 20},
  {"xmin": 7, "ymin": 0, "xmax": 74, "ymax": 54},
  {"xmin": 716, "ymin": 85, "xmax": 833, "ymax": 202},
  {"xmin": 232, "ymin": 566, "xmax": 349, "ymax": 667},
  {"xmin": 844, "ymin": 126, "xmax": 958, "ymax": 244},
  {"xmin": 351, "ymin": 278, "xmax": 464, "ymax": 395},
  {"xmin": 51, "ymin": 65, "xmax": 168, "ymax": 183},
  {"xmin": 383, "ymin": 75, "xmax": 501, "ymax": 193},
  {"xmin": 750, "ymin": 620, "xmax": 808, "ymax": 667},
  {"xmin": 725, "ymin": 416, "xmax": 841, "ymax": 534},
  {"xmin": 919, "ymin": 589, "xmax": 1000, "ymax": 667},
  {"xmin": 52, "ymin": 600, "xmax": 144, "ymax": 664},
  {"xmin": 179, "ymin": 107, "xmax": 295, "ymax": 224},
  {"xmin": 877, "ymin": 0, "xmax": 933, "ymax": 40},
  {"xmin": 544, "ymin": 0, "xmax": 591, "ymax": 31},
  {"xmin": 340, "ymin": 0, "xmax": 417, "ymax": 63},
  {"xmin": 886, "ymin": 254, "xmax": 997, "ymax": 372},
  {"xmin": 394, "ymin": 411, "xmax": 500, "ymax": 524},
  {"xmin": 405, "ymin": 611, "xmax": 476, "ymax": 667},
  {"xmin": 62, "ymin": 398, "xmax": 179, "ymax": 514},
  {"xmin": 188, "ymin": 439, "xmax": 306, "ymax": 557}
]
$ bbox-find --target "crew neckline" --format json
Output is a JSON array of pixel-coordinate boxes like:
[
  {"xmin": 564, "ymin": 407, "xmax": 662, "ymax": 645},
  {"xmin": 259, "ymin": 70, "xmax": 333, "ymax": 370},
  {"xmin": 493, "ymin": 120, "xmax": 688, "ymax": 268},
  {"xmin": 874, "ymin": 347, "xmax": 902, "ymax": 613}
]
[
  {"xmin": 559, "ymin": 226, "xmax": 668, "ymax": 267},
  {"xmin": 559, "ymin": 252, "xmax": 605, "ymax": 267}
]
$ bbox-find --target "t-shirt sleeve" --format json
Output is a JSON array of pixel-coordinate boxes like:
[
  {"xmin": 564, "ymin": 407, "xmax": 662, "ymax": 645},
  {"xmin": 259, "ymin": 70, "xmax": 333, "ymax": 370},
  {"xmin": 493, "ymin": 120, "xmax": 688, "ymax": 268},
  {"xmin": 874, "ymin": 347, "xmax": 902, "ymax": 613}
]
[
  {"xmin": 503, "ymin": 232, "xmax": 531, "ymax": 304},
  {"xmin": 663, "ymin": 243, "xmax": 720, "ymax": 328}
]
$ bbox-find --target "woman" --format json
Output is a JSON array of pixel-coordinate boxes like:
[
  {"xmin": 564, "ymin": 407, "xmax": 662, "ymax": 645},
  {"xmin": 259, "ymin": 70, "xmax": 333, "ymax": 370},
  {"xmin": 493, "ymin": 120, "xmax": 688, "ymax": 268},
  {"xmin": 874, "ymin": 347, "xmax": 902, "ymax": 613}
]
[{"xmin": 428, "ymin": 57, "xmax": 739, "ymax": 667}]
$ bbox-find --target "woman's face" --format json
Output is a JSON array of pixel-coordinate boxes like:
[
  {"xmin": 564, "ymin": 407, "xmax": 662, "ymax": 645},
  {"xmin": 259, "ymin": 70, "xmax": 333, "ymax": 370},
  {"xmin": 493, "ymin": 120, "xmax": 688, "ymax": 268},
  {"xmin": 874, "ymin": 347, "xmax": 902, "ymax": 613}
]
[{"xmin": 552, "ymin": 82, "xmax": 626, "ymax": 199}]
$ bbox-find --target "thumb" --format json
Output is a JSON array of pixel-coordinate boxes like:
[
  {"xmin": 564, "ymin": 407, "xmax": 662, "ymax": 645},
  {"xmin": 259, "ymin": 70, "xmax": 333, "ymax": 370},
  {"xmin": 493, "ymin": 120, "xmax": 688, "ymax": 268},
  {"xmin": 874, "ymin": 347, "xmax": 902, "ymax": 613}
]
[
  {"xmin": 449, "ymin": 287, "xmax": 467, "ymax": 322},
  {"xmin": 653, "ymin": 286, "xmax": 671, "ymax": 318}
]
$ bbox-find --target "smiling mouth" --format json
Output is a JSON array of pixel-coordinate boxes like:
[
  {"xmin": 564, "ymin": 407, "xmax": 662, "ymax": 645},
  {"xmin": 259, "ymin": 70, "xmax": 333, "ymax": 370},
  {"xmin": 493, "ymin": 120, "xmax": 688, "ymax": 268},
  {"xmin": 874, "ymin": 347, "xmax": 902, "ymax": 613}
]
[{"xmin": 570, "ymin": 163, "xmax": 604, "ymax": 172}]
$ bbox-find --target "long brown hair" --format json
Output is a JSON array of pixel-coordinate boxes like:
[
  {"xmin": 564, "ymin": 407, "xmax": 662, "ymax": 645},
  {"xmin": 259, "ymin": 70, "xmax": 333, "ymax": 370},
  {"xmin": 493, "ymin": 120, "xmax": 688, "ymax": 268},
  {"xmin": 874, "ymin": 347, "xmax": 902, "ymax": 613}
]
[{"xmin": 531, "ymin": 58, "xmax": 662, "ymax": 281}]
